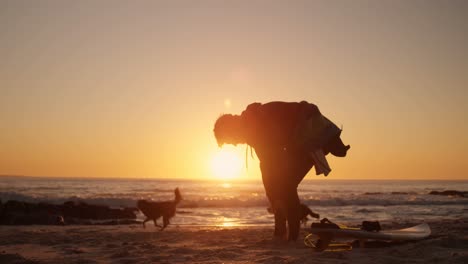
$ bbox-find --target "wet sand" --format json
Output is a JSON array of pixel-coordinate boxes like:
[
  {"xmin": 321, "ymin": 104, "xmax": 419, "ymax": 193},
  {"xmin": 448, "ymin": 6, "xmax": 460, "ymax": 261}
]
[{"xmin": 1, "ymin": 218, "xmax": 467, "ymax": 264}]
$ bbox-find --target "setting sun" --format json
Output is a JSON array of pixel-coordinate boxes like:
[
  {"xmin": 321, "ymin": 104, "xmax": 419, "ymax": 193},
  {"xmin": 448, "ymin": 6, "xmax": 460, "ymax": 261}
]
[{"xmin": 210, "ymin": 147, "xmax": 243, "ymax": 180}]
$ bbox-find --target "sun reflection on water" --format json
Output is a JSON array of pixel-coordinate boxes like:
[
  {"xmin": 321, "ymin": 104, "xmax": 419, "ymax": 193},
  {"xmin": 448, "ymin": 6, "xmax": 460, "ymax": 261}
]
[{"xmin": 218, "ymin": 216, "xmax": 236, "ymax": 227}]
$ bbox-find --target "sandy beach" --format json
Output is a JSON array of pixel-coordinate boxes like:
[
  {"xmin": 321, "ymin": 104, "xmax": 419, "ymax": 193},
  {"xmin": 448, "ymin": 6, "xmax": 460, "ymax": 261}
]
[
  {"xmin": 2, "ymin": 1, "xmax": 468, "ymax": 263},
  {"xmin": 1, "ymin": 218, "xmax": 467, "ymax": 264}
]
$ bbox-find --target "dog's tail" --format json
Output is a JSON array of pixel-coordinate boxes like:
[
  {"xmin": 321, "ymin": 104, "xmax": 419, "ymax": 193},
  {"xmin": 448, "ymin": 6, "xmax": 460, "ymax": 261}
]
[{"xmin": 174, "ymin": 188, "xmax": 182, "ymax": 205}]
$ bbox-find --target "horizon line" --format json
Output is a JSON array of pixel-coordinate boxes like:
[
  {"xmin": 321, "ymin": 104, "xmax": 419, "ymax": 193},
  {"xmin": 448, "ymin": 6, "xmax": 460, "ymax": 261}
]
[{"xmin": 0, "ymin": 175, "xmax": 467, "ymax": 181}]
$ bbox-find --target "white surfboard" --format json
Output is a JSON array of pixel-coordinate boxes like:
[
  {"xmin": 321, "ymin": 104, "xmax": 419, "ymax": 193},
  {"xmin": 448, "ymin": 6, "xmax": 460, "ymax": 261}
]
[{"xmin": 308, "ymin": 223, "xmax": 431, "ymax": 251}]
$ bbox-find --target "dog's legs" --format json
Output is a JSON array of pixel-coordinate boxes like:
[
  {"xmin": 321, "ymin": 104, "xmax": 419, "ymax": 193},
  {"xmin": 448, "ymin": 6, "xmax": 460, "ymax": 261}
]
[
  {"xmin": 160, "ymin": 216, "xmax": 170, "ymax": 231},
  {"xmin": 153, "ymin": 219, "xmax": 162, "ymax": 228},
  {"xmin": 142, "ymin": 218, "xmax": 150, "ymax": 228}
]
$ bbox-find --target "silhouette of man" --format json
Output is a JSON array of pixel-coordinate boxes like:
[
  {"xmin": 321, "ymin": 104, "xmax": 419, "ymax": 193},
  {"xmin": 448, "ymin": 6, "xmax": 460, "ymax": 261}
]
[{"xmin": 213, "ymin": 101, "xmax": 350, "ymax": 241}]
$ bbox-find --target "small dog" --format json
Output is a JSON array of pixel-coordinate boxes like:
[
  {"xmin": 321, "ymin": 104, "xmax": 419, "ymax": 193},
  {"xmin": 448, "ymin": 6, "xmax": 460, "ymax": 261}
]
[
  {"xmin": 137, "ymin": 188, "xmax": 182, "ymax": 230},
  {"xmin": 267, "ymin": 203, "xmax": 319, "ymax": 226},
  {"xmin": 298, "ymin": 204, "xmax": 320, "ymax": 226}
]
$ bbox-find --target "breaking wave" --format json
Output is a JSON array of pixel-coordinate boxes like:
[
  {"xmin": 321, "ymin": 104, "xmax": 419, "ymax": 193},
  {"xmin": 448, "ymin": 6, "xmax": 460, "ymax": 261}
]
[{"xmin": 1, "ymin": 191, "xmax": 467, "ymax": 209}]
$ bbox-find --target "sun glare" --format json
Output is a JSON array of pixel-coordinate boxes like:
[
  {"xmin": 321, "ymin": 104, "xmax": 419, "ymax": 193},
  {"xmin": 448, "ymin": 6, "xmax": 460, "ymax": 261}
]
[{"xmin": 210, "ymin": 148, "xmax": 243, "ymax": 180}]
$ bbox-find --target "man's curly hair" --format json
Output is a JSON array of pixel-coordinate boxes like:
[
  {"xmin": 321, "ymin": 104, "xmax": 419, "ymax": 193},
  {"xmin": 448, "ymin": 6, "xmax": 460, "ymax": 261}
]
[{"xmin": 213, "ymin": 114, "xmax": 235, "ymax": 146}]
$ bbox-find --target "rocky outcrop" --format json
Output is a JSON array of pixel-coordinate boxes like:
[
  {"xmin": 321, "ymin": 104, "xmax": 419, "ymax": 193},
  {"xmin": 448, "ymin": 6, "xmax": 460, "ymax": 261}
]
[
  {"xmin": 0, "ymin": 200, "xmax": 138, "ymax": 225},
  {"xmin": 429, "ymin": 190, "xmax": 468, "ymax": 198},
  {"xmin": 61, "ymin": 201, "xmax": 137, "ymax": 220}
]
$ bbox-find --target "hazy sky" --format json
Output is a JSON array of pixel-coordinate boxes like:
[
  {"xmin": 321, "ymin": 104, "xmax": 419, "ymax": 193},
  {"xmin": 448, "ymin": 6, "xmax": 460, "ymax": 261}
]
[{"xmin": 1, "ymin": 0, "xmax": 467, "ymax": 180}]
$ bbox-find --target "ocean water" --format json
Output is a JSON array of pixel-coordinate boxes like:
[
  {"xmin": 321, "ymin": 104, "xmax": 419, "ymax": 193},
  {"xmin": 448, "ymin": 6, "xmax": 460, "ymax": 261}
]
[{"xmin": 0, "ymin": 176, "xmax": 467, "ymax": 227}]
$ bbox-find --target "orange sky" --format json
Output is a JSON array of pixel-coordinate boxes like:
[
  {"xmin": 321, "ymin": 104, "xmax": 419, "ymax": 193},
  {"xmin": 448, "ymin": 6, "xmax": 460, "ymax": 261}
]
[{"xmin": 1, "ymin": 1, "xmax": 467, "ymax": 180}]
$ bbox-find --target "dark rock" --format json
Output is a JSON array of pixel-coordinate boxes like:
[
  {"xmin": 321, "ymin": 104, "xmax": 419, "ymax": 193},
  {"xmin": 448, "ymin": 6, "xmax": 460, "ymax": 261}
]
[
  {"xmin": 0, "ymin": 200, "xmax": 137, "ymax": 225},
  {"xmin": 60, "ymin": 201, "xmax": 137, "ymax": 220},
  {"xmin": 428, "ymin": 190, "xmax": 468, "ymax": 198},
  {"xmin": 0, "ymin": 253, "xmax": 41, "ymax": 264}
]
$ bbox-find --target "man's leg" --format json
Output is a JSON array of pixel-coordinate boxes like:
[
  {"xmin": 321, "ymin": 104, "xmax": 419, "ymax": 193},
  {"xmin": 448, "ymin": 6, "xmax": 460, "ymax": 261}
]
[
  {"xmin": 285, "ymin": 188, "xmax": 301, "ymax": 241},
  {"xmin": 285, "ymin": 152, "xmax": 314, "ymax": 241},
  {"xmin": 273, "ymin": 200, "xmax": 287, "ymax": 240},
  {"xmin": 261, "ymin": 160, "xmax": 287, "ymax": 240}
]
